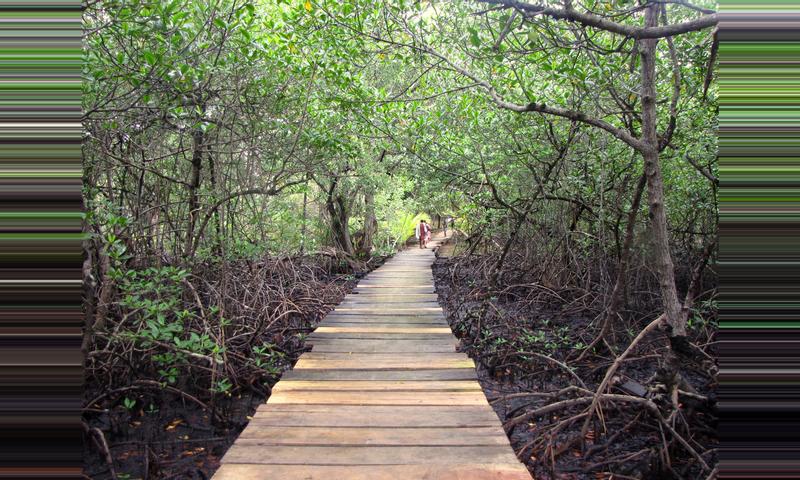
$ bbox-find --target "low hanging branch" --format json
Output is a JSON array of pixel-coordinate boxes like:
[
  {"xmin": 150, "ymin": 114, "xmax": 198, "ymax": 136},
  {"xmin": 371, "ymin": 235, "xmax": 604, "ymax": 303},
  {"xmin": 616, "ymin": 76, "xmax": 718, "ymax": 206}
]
[{"xmin": 189, "ymin": 179, "xmax": 307, "ymax": 257}]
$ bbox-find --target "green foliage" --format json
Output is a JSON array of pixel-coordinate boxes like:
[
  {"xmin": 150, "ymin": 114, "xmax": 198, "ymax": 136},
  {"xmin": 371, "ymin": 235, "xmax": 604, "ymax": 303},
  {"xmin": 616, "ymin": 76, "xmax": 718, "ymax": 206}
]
[
  {"xmin": 114, "ymin": 266, "xmax": 223, "ymax": 385},
  {"xmin": 251, "ymin": 343, "xmax": 286, "ymax": 377},
  {"xmin": 122, "ymin": 397, "xmax": 136, "ymax": 410}
]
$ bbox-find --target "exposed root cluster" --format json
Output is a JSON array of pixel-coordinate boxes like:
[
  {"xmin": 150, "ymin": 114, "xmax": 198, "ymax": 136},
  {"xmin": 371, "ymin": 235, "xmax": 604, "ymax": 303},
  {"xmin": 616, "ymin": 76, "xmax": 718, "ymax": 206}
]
[
  {"xmin": 83, "ymin": 253, "xmax": 376, "ymax": 479},
  {"xmin": 433, "ymin": 251, "xmax": 717, "ymax": 480}
]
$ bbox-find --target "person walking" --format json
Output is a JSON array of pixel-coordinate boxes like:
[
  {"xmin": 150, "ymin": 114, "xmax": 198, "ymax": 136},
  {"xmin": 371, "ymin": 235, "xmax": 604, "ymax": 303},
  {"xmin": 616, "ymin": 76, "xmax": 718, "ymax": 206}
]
[
  {"xmin": 423, "ymin": 220, "xmax": 432, "ymax": 246},
  {"xmin": 415, "ymin": 219, "xmax": 430, "ymax": 248}
]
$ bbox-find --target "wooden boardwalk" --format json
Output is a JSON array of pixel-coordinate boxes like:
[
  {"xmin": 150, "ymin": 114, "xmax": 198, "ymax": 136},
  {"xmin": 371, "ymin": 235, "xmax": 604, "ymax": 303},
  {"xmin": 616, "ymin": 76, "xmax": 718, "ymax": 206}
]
[{"xmin": 213, "ymin": 235, "xmax": 532, "ymax": 479}]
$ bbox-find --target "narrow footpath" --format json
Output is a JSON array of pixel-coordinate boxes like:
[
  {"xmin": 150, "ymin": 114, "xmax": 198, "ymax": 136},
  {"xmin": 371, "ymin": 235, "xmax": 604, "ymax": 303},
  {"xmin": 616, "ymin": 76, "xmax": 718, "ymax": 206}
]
[{"xmin": 213, "ymin": 234, "xmax": 532, "ymax": 479}]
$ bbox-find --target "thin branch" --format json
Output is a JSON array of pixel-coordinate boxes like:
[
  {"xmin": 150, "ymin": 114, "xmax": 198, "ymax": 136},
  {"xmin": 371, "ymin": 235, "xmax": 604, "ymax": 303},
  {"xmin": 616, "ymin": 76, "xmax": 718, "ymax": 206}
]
[{"xmin": 476, "ymin": 0, "xmax": 718, "ymax": 39}]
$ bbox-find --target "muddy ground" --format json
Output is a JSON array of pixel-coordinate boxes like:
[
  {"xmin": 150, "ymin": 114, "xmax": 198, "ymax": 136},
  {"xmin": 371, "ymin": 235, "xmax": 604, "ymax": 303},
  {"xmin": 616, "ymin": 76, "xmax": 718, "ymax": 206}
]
[{"xmin": 432, "ymin": 245, "xmax": 717, "ymax": 480}]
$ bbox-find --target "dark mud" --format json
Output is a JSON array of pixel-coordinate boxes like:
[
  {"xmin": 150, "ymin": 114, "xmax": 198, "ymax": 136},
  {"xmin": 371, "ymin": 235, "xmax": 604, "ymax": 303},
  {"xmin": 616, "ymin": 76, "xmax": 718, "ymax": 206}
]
[
  {"xmin": 432, "ymin": 253, "xmax": 717, "ymax": 480},
  {"xmin": 83, "ymin": 254, "xmax": 390, "ymax": 480}
]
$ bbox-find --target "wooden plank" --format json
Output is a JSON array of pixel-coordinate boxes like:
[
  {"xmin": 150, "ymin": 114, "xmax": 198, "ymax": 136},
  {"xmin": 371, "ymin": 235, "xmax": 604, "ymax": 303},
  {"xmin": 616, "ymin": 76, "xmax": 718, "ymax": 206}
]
[
  {"xmin": 351, "ymin": 291, "xmax": 438, "ymax": 296},
  {"xmin": 324, "ymin": 312, "xmax": 445, "ymax": 318},
  {"xmin": 333, "ymin": 307, "xmax": 443, "ymax": 313},
  {"xmin": 308, "ymin": 340, "xmax": 456, "ymax": 353},
  {"xmin": 321, "ymin": 317, "xmax": 447, "ymax": 323},
  {"xmin": 341, "ymin": 298, "xmax": 439, "ymax": 304},
  {"xmin": 236, "ymin": 426, "xmax": 508, "ymax": 445},
  {"xmin": 273, "ymin": 380, "xmax": 481, "ymax": 392},
  {"xmin": 293, "ymin": 353, "xmax": 473, "ymax": 370},
  {"xmin": 220, "ymin": 445, "xmax": 521, "ymax": 466},
  {"xmin": 348, "ymin": 292, "xmax": 438, "ymax": 297},
  {"xmin": 364, "ymin": 275, "xmax": 433, "ymax": 280},
  {"xmin": 307, "ymin": 333, "xmax": 455, "ymax": 340},
  {"xmin": 250, "ymin": 404, "xmax": 498, "ymax": 426},
  {"xmin": 318, "ymin": 322, "xmax": 448, "ymax": 329},
  {"xmin": 299, "ymin": 352, "xmax": 468, "ymax": 360},
  {"xmin": 267, "ymin": 390, "xmax": 489, "ymax": 406},
  {"xmin": 214, "ymin": 463, "xmax": 532, "ymax": 480},
  {"xmin": 320, "ymin": 318, "xmax": 448, "ymax": 324},
  {"xmin": 338, "ymin": 301, "xmax": 440, "ymax": 307},
  {"xmin": 313, "ymin": 326, "xmax": 452, "ymax": 334},
  {"xmin": 282, "ymin": 369, "xmax": 477, "ymax": 381},
  {"xmin": 354, "ymin": 286, "xmax": 434, "ymax": 292}
]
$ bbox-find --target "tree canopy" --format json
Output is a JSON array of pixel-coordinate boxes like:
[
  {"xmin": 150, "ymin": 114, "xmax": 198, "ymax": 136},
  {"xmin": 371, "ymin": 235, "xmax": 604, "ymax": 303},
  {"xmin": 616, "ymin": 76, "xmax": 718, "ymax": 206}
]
[{"xmin": 83, "ymin": 1, "xmax": 717, "ymax": 478}]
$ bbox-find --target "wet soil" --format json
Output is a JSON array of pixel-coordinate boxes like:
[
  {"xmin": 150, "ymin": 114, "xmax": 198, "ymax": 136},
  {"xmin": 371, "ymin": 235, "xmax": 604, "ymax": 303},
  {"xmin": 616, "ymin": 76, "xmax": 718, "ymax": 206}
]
[
  {"xmin": 83, "ymin": 255, "xmax": 392, "ymax": 480},
  {"xmin": 432, "ymin": 250, "xmax": 717, "ymax": 480}
]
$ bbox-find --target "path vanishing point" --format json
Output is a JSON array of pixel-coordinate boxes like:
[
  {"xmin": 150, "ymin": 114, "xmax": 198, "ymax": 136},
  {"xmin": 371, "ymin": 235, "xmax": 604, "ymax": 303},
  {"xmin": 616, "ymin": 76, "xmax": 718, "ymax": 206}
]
[{"xmin": 213, "ymin": 233, "xmax": 533, "ymax": 479}]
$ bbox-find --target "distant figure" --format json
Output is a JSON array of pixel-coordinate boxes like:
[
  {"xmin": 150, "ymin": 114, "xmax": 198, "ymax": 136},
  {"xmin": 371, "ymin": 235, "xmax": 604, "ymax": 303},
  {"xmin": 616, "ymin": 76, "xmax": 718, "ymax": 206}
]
[
  {"xmin": 443, "ymin": 216, "xmax": 452, "ymax": 237},
  {"xmin": 415, "ymin": 219, "xmax": 431, "ymax": 249},
  {"xmin": 424, "ymin": 220, "xmax": 432, "ymax": 246}
]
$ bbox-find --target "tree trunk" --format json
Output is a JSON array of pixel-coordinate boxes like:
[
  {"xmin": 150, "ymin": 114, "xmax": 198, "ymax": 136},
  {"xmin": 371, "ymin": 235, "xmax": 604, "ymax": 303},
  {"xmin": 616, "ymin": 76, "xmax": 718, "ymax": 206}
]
[
  {"xmin": 595, "ymin": 173, "xmax": 647, "ymax": 348},
  {"xmin": 183, "ymin": 129, "xmax": 204, "ymax": 258},
  {"xmin": 300, "ymin": 177, "xmax": 309, "ymax": 256},
  {"xmin": 327, "ymin": 193, "xmax": 354, "ymax": 256},
  {"xmin": 641, "ymin": 4, "xmax": 684, "ymax": 337},
  {"xmin": 490, "ymin": 209, "xmax": 528, "ymax": 289},
  {"xmin": 360, "ymin": 187, "xmax": 378, "ymax": 256},
  {"xmin": 208, "ymin": 151, "xmax": 222, "ymax": 256}
]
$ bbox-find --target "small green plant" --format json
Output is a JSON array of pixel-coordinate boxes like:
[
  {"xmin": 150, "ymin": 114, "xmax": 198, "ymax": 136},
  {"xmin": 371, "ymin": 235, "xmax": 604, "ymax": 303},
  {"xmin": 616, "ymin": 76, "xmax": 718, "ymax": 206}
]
[
  {"xmin": 491, "ymin": 337, "xmax": 508, "ymax": 351},
  {"xmin": 212, "ymin": 378, "xmax": 233, "ymax": 396},
  {"xmin": 252, "ymin": 343, "xmax": 286, "ymax": 376},
  {"xmin": 522, "ymin": 330, "xmax": 546, "ymax": 345},
  {"xmin": 122, "ymin": 397, "xmax": 136, "ymax": 410}
]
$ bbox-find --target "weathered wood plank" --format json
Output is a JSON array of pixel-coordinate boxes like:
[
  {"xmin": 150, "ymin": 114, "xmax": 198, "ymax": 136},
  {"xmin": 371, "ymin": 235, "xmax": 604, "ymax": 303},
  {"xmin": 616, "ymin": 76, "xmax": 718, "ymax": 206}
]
[
  {"xmin": 293, "ymin": 353, "xmax": 473, "ymax": 370},
  {"xmin": 317, "ymin": 322, "xmax": 448, "ymax": 329},
  {"xmin": 308, "ymin": 340, "xmax": 455, "ymax": 353},
  {"xmin": 354, "ymin": 286, "xmax": 435, "ymax": 293},
  {"xmin": 268, "ymin": 390, "xmax": 489, "ymax": 406},
  {"xmin": 214, "ymin": 464, "xmax": 532, "ymax": 480},
  {"xmin": 313, "ymin": 326, "xmax": 452, "ymax": 334},
  {"xmin": 236, "ymin": 426, "xmax": 508, "ymax": 445},
  {"xmin": 273, "ymin": 380, "xmax": 482, "ymax": 392},
  {"xmin": 351, "ymin": 292, "xmax": 438, "ymax": 296},
  {"xmin": 333, "ymin": 306, "xmax": 443, "ymax": 313},
  {"xmin": 308, "ymin": 334, "xmax": 455, "ymax": 342},
  {"xmin": 338, "ymin": 302, "xmax": 441, "ymax": 308},
  {"xmin": 341, "ymin": 299, "xmax": 440, "ymax": 305},
  {"xmin": 282, "ymin": 369, "xmax": 477, "ymax": 381},
  {"xmin": 250, "ymin": 404, "xmax": 498, "ymax": 426},
  {"xmin": 320, "ymin": 318, "xmax": 448, "ymax": 325},
  {"xmin": 324, "ymin": 312, "xmax": 445, "ymax": 318},
  {"xmin": 221, "ymin": 445, "xmax": 521, "ymax": 466}
]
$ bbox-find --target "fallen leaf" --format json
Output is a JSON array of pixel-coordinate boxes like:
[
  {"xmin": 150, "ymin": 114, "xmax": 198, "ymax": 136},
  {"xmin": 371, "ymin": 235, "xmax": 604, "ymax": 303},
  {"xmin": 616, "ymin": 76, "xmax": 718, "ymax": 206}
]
[{"xmin": 165, "ymin": 418, "xmax": 183, "ymax": 431}]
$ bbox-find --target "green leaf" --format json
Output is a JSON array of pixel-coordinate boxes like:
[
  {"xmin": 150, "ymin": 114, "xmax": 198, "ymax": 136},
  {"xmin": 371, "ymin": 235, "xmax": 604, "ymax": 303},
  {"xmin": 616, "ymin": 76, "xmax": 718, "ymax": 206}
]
[{"xmin": 469, "ymin": 31, "xmax": 480, "ymax": 47}]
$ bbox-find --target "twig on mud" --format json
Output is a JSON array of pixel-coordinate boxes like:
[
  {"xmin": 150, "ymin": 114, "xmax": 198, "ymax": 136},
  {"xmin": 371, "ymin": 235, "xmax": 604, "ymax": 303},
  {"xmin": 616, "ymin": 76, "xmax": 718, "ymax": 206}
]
[
  {"xmin": 585, "ymin": 412, "xmax": 643, "ymax": 457},
  {"xmin": 579, "ymin": 314, "xmax": 664, "ymax": 438},
  {"xmin": 85, "ymin": 424, "xmax": 118, "ymax": 480},
  {"xmin": 513, "ymin": 350, "xmax": 587, "ymax": 389},
  {"xmin": 583, "ymin": 447, "xmax": 650, "ymax": 471},
  {"xmin": 504, "ymin": 391, "xmax": 711, "ymax": 472}
]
